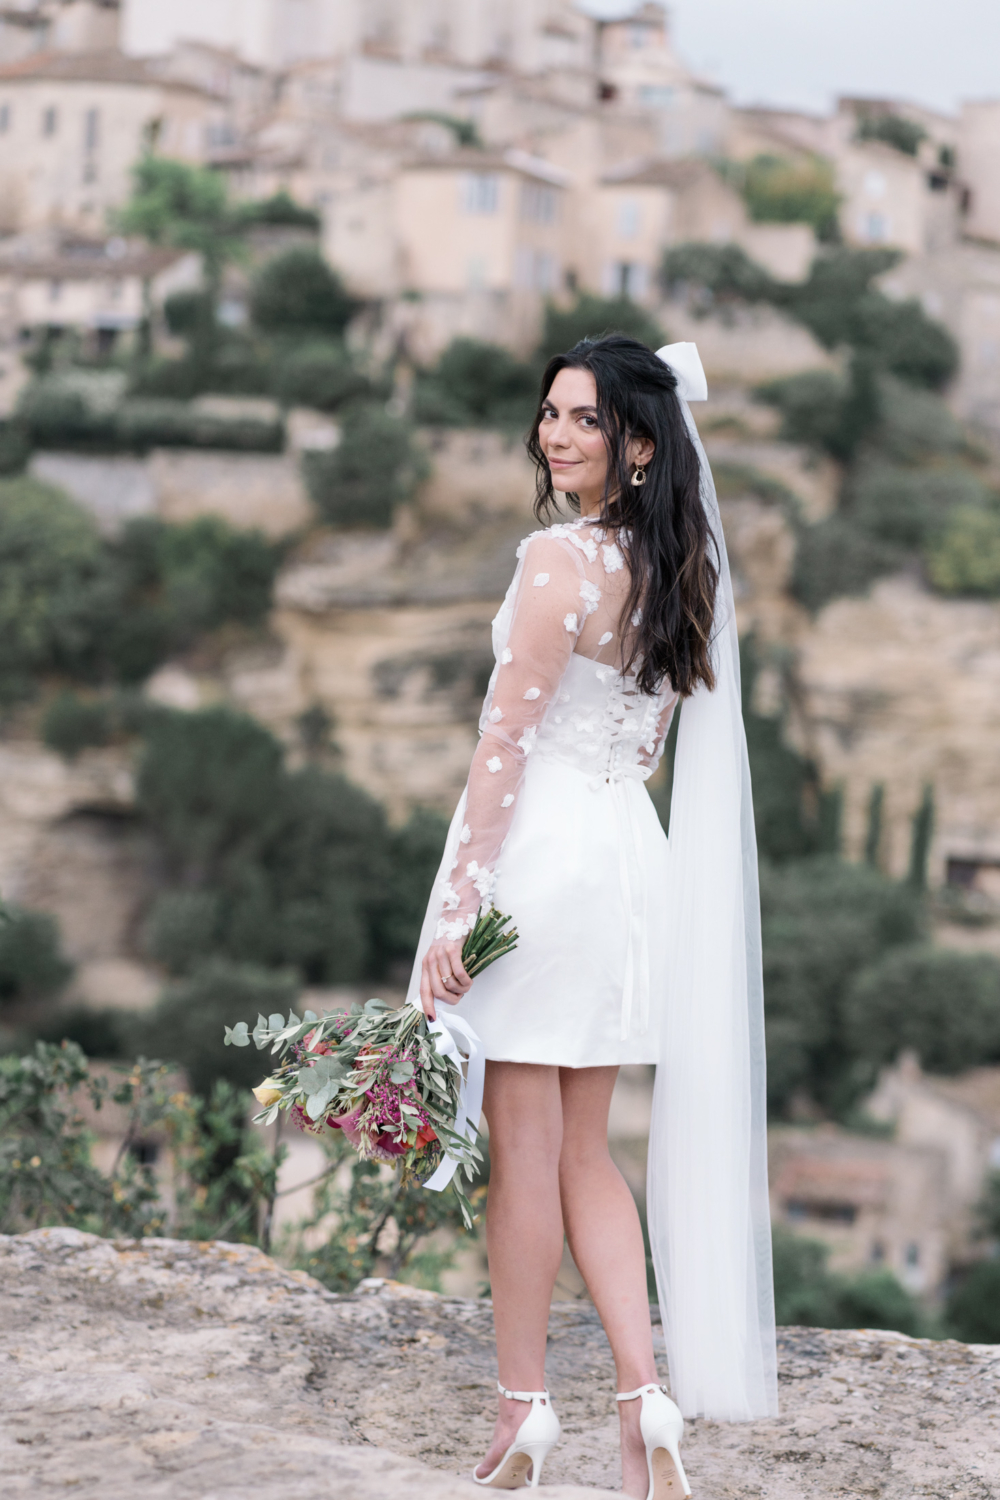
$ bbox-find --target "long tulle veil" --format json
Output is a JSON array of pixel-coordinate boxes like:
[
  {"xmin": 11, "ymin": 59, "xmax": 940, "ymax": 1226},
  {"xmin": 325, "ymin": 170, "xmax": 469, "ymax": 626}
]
[{"xmin": 648, "ymin": 343, "xmax": 778, "ymax": 1419}]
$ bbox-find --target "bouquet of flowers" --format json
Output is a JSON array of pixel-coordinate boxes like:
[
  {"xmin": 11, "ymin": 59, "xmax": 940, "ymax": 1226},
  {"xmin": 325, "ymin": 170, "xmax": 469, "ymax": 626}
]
[{"xmin": 224, "ymin": 906, "xmax": 517, "ymax": 1226}]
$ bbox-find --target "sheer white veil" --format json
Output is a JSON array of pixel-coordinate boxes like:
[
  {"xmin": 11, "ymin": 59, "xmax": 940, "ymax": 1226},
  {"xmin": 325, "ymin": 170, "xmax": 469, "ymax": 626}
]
[{"xmin": 648, "ymin": 343, "xmax": 778, "ymax": 1420}]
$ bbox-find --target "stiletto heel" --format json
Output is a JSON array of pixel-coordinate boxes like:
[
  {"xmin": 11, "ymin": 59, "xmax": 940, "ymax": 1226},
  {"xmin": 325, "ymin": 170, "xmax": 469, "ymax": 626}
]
[
  {"xmin": 617, "ymin": 1383, "xmax": 691, "ymax": 1499},
  {"xmin": 472, "ymin": 1382, "xmax": 561, "ymax": 1489}
]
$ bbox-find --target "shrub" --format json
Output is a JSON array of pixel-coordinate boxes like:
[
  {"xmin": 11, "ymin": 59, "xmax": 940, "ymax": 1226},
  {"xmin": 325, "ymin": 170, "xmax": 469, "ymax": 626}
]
[
  {"xmin": 757, "ymin": 370, "xmax": 848, "ymax": 453},
  {"xmin": 0, "ymin": 420, "xmax": 30, "ymax": 475},
  {"xmin": 872, "ymin": 374, "xmax": 964, "ymax": 461},
  {"xmin": 741, "ymin": 154, "xmax": 840, "ymax": 239},
  {"xmin": 772, "ymin": 1225, "xmax": 926, "ymax": 1333},
  {"xmin": 781, "ymin": 247, "xmax": 902, "ymax": 347},
  {"xmin": 844, "ymin": 946, "xmax": 1000, "ymax": 1075},
  {"xmin": 42, "ymin": 690, "xmax": 112, "ymax": 757},
  {"xmin": 856, "ymin": 114, "xmax": 926, "ymax": 156},
  {"xmin": 792, "ymin": 515, "xmax": 903, "ymax": 612},
  {"xmin": 661, "ymin": 242, "xmax": 776, "ymax": 302},
  {"xmin": 0, "ymin": 906, "xmax": 72, "ymax": 1004},
  {"xmin": 925, "ymin": 507, "xmax": 1000, "ymax": 596},
  {"xmin": 848, "ymin": 465, "xmax": 988, "ymax": 549},
  {"xmin": 945, "ymin": 1259, "xmax": 1000, "ymax": 1343},
  {"xmin": 115, "ymin": 399, "xmax": 283, "ymax": 453},
  {"xmin": 0, "ymin": 476, "xmax": 115, "ymax": 701},
  {"xmin": 144, "ymin": 890, "xmax": 221, "ymax": 974},
  {"xmin": 18, "ymin": 385, "xmax": 114, "ymax": 447},
  {"xmin": 163, "ymin": 288, "xmax": 215, "ymax": 338},
  {"xmin": 136, "ymin": 959, "xmax": 300, "ymax": 1098},
  {"xmin": 760, "ymin": 857, "xmax": 925, "ymax": 1112},
  {"xmin": 375, "ymin": 807, "xmax": 450, "ymax": 965},
  {"xmin": 845, "ymin": 294, "xmax": 958, "ymax": 390},
  {"xmin": 302, "ymin": 402, "xmax": 427, "ymax": 527},
  {"xmin": 250, "ymin": 248, "xmax": 357, "ymax": 336},
  {"xmin": 536, "ymin": 294, "xmax": 665, "ymax": 364},
  {"xmin": 414, "ymin": 338, "xmax": 537, "ymax": 429},
  {"xmin": 236, "ymin": 190, "xmax": 320, "ymax": 229},
  {"xmin": 272, "ymin": 340, "xmax": 372, "ymax": 410}
]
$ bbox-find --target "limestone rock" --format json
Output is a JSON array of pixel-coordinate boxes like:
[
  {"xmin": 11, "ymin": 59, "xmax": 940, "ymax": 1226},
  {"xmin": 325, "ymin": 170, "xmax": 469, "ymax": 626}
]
[{"xmin": 2, "ymin": 1229, "xmax": 999, "ymax": 1500}]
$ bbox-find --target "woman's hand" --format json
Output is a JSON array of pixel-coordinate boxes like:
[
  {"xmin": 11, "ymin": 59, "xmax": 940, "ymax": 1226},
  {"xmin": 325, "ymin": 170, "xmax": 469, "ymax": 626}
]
[{"xmin": 420, "ymin": 938, "xmax": 472, "ymax": 1021}]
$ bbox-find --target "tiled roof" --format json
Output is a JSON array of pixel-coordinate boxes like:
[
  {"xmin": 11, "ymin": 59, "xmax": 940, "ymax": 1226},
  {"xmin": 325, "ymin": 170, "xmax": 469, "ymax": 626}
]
[{"xmin": 0, "ymin": 48, "xmax": 210, "ymax": 95}]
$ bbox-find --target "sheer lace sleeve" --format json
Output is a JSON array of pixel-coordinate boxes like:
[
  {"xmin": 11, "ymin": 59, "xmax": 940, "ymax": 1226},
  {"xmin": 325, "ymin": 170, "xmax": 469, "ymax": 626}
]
[{"xmin": 435, "ymin": 534, "xmax": 586, "ymax": 939}]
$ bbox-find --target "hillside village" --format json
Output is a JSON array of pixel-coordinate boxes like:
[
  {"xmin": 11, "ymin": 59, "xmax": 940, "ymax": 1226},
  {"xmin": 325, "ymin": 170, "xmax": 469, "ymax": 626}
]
[{"xmin": 0, "ymin": 0, "xmax": 999, "ymax": 1336}]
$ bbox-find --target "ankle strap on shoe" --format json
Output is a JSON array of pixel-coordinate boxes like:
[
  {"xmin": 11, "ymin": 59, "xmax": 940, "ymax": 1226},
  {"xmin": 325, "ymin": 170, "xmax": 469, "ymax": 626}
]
[
  {"xmin": 616, "ymin": 1383, "xmax": 668, "ymax": 1402},
  {"xmin": 498, "ymin": 1381, "xmax": 550, "ymax": 1402}
]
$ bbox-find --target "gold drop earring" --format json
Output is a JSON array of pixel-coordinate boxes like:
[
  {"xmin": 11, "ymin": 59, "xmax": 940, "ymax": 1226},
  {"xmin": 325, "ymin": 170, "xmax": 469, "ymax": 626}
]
[{"xmin": 631, "ymin": 464, "xmax": 646, "ymax": 487}]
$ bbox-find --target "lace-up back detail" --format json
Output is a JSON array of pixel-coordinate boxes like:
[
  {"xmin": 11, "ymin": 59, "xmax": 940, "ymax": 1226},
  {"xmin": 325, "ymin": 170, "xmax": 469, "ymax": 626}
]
[{"xmin": 435, "ymin": 518, "xmax": 677, "ymax": 940}]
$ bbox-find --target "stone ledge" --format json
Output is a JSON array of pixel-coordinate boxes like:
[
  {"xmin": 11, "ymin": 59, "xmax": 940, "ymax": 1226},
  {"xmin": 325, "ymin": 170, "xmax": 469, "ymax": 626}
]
[{"xmin": 1, "ymin": 1229, "xmax": 998, "ymax": 1498}]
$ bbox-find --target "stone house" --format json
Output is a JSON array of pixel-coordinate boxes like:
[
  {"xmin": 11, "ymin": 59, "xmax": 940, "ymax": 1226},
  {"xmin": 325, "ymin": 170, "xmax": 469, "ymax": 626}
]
[
  {"xmin": 0, "ymin": 48, "xmax": 230, "ymax": 235},
  {"xmin": 866, "ymin": 1053, "xmax": 1000, "ymax": 1260},
  {"xmin": 768, "ymin": 1124, "xmax": 951, "ymax": 1297},
  {"xmin": 0, "ymin": 231, "xmax": 200, "ymax": 357}
]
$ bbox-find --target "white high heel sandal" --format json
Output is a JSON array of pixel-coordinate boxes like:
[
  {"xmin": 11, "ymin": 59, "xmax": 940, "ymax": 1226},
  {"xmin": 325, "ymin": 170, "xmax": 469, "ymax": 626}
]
[
  {"xmin": 472, "ymin": 1382, "xmax": 561, "ymax": 1489},
  {"xmin": 617, "ymin": 1384, "xmax": 691, "ymax": 1499}
]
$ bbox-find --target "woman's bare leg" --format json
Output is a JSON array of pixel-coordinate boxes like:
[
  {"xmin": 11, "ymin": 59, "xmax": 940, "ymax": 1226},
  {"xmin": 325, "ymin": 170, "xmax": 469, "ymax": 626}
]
[
  {"xmin": 477, "ymin": 1060, "xmax": 564, "ymax": 1478},
  {"xmin": 559, "ymin": 1065, "xmax": 658, "ymax": 1499}
]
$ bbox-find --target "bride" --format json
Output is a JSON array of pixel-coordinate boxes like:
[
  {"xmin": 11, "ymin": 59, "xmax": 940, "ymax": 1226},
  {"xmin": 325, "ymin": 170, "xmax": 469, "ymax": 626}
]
[{"xmin": 407, "ymin": 335, "xmax": 777, "ymax": 1496}]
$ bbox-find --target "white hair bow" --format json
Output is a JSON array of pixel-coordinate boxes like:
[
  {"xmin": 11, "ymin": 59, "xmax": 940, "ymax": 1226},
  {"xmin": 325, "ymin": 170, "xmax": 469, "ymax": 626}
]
[{"xmin": 655, "ymin": 341, "xmax": 708, "ymax": 402}]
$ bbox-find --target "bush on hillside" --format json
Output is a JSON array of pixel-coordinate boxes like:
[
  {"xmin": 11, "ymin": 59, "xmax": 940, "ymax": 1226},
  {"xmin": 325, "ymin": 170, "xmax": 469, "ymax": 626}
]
[
  {"xmin": 772, "ymin": 1226, "xmax": 927, "ymax": 1334},
  {"xmin": 0, "ymin": 907, "xmax": 73, "ymax": 1004},
  {"xmin": 946, "ymin": 1259, "xmax": 1000, "ymax": 1343},
  {"xmin": 375, "ymin": 807, "xmax": 450, "ymax": 965},
  {"xmin": 791, "ymin": 515, "xmax": 903, "ymax": 613},
  {"xmin": 844, "ymin": 946, "xmax": 1000, "ymax": 1075},
  {"xmin": 134, "ymin": 959, "xmax": 301, "ymax": 1099},
  {"xmin": 925, "ymin": 507, "xmax": 1000, "ymax": 596},
  {"xmin": 271, "ymin": 341, "xmax": 373, "ymax": 410},
  {"xmin": 760, "ymin": 856, "xmax": 925, "ymax": 1112},
  {"xmin": 848, "ymin": 464, "xmax": 989, "ymax": 549},
  {"xmin": 302, "ymin": 402, "xmax": 427, "ymax": 527},
  {"xmin": 41, "ymin": 691, "xmax": 113, "ymax": 757},
  {"xmin": 0, "ymin": 477, "xmax": 114, "ymax": 701},
  {"xmin": 135, "ymin": 707, "xmax": 401, "ymax": 983},
  {"xmin": 236, "ymin": 190, "xmax": 320, "ymax": 229},
  {"xmin": 163, "ymin": 289, "xmax": 215, "ymax": 339},
  {"xmin": 250, "ymin": 248, "xmax": 357, "ymax": 336},
  {"xmin": 0, "ymin": 420, "xmax": 30, "ymax": 476},
  {"xmin": 115, "ymin": 399, "xmax": 283, "ymax": 453},
  {"xmin": 536, "ymin": 294, "xmax": 665, "ymax": 364},
  {"xmin": 413, "ymin": 338, "xmax": 538, "ymax": 429}
]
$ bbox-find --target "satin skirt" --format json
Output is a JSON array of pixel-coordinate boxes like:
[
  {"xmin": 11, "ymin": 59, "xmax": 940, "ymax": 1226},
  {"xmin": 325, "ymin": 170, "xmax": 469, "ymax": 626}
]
[{"xmin": 407, "ymin": 754, "xmax": 670, "ymax": 1068}]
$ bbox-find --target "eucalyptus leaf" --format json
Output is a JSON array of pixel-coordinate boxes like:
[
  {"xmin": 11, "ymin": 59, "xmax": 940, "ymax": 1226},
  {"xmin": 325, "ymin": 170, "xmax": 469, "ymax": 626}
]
[
  {"xmin": 303, "ymin": 1009, "xmax": 318, "ymax": 1023},
  {"xmin": 268, "ymin": 1012, "xmax": 285, "ymax": 1031},
  {"xmin": 224, "ymin": 1022, "xmax": 250, "ymax": 1048}
]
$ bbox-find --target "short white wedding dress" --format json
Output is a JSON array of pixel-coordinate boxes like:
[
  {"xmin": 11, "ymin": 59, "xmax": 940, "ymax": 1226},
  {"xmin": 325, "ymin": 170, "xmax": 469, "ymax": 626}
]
[
  {"xmin": 405, "ymin": 345, "xmax": 778, "ymax": 1425},
  {"xmin": 407, "ymin": 516, "xmax": 677, "ymax": 1067}
]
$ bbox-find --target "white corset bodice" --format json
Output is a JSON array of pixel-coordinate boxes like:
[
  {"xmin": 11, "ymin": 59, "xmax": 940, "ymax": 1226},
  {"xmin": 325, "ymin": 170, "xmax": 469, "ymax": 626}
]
[{"xmin": 533, "ymin": 653, "xmax": 671, "ymax": 783}]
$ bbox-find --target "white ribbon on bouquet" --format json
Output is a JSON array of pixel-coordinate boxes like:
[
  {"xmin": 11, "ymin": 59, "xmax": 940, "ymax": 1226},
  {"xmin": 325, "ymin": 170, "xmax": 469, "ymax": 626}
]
[{"xmin": 417, "ymin": 1007, "xmax": 485, "ymax": 1192}]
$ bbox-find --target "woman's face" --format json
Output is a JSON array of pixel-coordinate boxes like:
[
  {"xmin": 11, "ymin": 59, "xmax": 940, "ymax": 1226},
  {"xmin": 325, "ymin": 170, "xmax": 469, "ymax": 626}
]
[
  {"xmin": 538, "ymin": 367, "xmax": 609, "ymax": 514},
  {"xmin": 538, "ymin": 366, "xmax": 654, "ymax": 516}
]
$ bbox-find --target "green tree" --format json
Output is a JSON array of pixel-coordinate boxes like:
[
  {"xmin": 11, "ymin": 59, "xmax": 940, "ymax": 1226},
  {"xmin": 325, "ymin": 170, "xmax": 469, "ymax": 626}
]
[
  {"xmin": 136, "ymin": 960, "xmax": 300, "ymax": 1099},
  {"xmin": 118, "ymin": 156, "xmax": 245, "ymax": 294},
  {"xmin": 856, "ymin": 113, "xmax": 926, "ymax": 156},
  {"xmin": 302, "ymin": 402, "xmax": 428, "ymax": 527},
  {"xmin": 535, "ymin": 294, "xmax": 665, "ymax": 364},
  {"xmin": 0, "ymin": 907, "xmax": 72, "ymax": 1005},
  {"xmin": 414, "ymin": 337, "xmax": 538, "ymax": 429},
  {"xmin": 0, "ymin": 1043, "xmax": 163, "ymax": 1235},
  {"xmin": 844, "ymin": 946, "xmax": 1000, "ymax": 1076},
  {"xmin": 249, "ymin": 247, "xmax": 357, "ymax": 336},
  {"xmin": 741, "ymin": 154, "xmax": 840, "ymax": 240},
  {"xmin": 760, "ymin": 857, "xmax": 925, "ymax": 1113},
  {"xmin": 271, "ymin": 340, "xmax": 373, "ymax": 411},
  {"xmin": 661, "ymin": 242, "xmax": 776, "ymax": 303},
  {"xmin": 945, "ymin": 1260, "xmax": 1000, "ymax": 1343},
  {"xmin": 0, "ymin": 477, "xmax": 115, "ymax": 702}
]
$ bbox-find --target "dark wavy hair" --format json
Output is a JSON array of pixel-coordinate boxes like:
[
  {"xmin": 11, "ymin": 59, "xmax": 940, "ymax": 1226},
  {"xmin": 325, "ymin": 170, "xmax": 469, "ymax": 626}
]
[{"xmin": 526, "ymin": 334, "xmax": 718, "ymax": 698}]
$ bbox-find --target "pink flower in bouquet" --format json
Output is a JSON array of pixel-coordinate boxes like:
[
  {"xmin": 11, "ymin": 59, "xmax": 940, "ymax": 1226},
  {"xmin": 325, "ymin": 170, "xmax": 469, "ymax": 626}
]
[
  {"xmin": 328, "ymin": 1104, "xmax": 364, "ymax": 1147},
  {"xmin": 303, "ymin": 1028, "xmax": 333, "ymax": 1056}
]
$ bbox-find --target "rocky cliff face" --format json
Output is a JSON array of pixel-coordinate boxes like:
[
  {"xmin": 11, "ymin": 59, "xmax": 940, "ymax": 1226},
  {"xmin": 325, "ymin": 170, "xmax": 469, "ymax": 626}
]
[{"xmin": 2, "ymin": 1229, "xmax": 998, "ymax": 1500}]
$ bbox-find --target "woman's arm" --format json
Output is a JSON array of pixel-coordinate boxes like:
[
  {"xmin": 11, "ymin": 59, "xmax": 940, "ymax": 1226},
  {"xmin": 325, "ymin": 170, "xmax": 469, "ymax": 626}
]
[{"xmin": 420, "ymin": 535, "xmax": 589, "ymax": 1016}]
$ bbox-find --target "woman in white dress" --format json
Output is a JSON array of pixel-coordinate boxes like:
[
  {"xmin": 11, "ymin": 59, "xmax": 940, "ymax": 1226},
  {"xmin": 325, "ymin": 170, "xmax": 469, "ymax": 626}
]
[{"xmin": 408, "ymin": 336, "xmax": 777, "ymax": 1496}]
